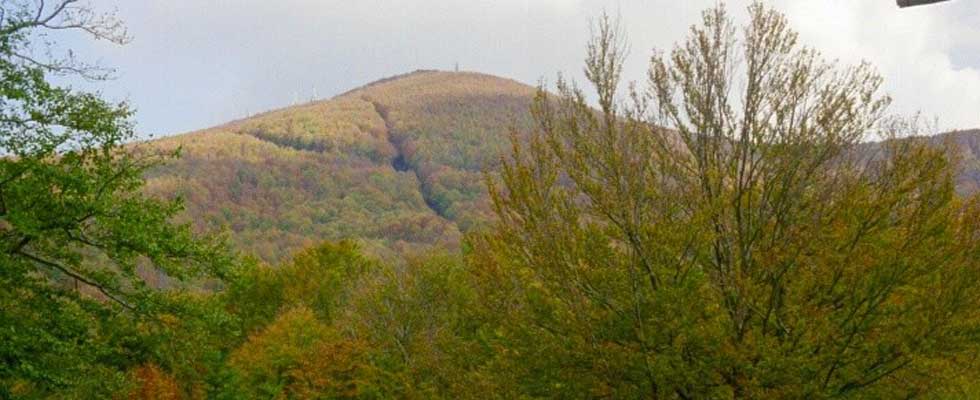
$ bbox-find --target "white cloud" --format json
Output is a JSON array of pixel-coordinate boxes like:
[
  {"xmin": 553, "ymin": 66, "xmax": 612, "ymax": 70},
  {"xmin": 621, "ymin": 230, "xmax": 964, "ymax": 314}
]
[
  {"xmin": 64, "ymin": 0, "xmax": 980, "ymax": 135},
  {"xmin": 774, "ymin": 0, "xmax": 980, "ymax": 130}
]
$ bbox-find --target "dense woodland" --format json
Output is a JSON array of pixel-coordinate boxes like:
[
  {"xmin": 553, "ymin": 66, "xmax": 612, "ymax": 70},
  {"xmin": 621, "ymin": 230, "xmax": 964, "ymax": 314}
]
[
  {"xmin": 144, "ymin": 70, "xmax": 537, "ymax": 263},
  {"xmin": 3, "ymin": 1, "xmax": 980, "ymax": 399}
]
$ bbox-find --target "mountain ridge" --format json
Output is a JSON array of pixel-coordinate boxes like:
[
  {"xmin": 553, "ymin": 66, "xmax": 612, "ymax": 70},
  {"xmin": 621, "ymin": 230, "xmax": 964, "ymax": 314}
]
[
  {"xmin": 142, "ymin": 70, "xmax": 980, "ymax": 262},
  {"xmin": 143, "ymin": 70, "xmax": 536, "ymax": 262}
]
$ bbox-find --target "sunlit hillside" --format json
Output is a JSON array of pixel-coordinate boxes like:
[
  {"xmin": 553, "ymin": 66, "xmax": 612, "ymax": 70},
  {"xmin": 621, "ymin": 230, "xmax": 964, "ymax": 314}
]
[{"xmin": 144, "ymin": 70, "xmax": 536, "ymax": 262}]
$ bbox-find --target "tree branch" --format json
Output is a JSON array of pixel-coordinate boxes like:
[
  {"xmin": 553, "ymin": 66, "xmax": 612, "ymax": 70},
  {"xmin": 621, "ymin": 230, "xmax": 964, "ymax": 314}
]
[{"xmin": 14, "ymin": 248, "xmax": 136, "ymax": 311}]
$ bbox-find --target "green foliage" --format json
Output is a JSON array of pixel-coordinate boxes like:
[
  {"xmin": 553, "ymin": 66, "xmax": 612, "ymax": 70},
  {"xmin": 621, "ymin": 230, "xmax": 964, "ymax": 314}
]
[
  {"xmin": 346, "ymin": 252, "xmax": 478, "ymax": 397},
  {"xmin": 220, "ymin": 241, "xmax": 478, "ymax": 399},
  {"xmin": 0, "ymin": 281, "xmax": 130, "ymax": 397},
  {"xmin": 225, "ymin": 240, "xmax": 377, "ymax": 333},
  {"xmin": 227, "ymin": 306, "xmax": 380, "ymax": 399},
  {"xmin": 469, "ymin": 4, "xmax": 980, "ymax": 399},
  {"xmin": 0, "ymin": 3, "xmax": 236, "ymax": 397}
]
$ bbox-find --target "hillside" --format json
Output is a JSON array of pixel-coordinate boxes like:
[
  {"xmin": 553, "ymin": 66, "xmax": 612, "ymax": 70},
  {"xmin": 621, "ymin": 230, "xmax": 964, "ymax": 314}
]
[
  {"xmin": 143, "ymin": 70, "xmax": 536, "ymax": 262},
  {"xmin": 143, "ymin": 70, "xmax": 980, "ymax": 263}
]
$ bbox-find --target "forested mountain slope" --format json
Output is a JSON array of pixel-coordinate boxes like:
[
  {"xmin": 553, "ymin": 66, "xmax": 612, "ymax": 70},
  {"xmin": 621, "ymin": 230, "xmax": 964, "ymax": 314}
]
[
  {"xmin": 144, "ymin": 70, "xmax": 980, "ymax": 262},
  {"xmin": 144, "ymin": 70, "xmax": 535, "ymax": 262}
]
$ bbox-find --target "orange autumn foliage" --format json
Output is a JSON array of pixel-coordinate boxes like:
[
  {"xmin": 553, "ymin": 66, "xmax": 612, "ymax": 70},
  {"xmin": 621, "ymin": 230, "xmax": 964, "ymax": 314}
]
[{"xmin": 127, "ymin": 364, "xmax": 182, "ymax": 400}]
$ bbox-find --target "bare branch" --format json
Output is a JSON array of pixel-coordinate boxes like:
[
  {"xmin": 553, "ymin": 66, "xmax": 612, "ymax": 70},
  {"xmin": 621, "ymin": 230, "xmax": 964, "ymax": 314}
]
[{"xmin": 1, "ymin": 0, "xmax": 129, "ymax": 80}]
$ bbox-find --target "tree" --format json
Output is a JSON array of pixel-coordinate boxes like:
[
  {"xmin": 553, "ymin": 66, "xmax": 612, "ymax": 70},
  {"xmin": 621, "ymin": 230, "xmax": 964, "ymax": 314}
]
[
  {"xmin": 127, "ymin": 364, "xmax": 183, "ymax": 400},
  {"xmin": 472, "ymin": 3, "xmax": 980, "ymax": 398},
  {"xmin": 224, "ymin": 241, "xmax": 479, "ymax": 399},
  {"xmin": 0, "ymin": 1, "xmax": 233, "ymax": 396},
  {"xmin": 227, "ymin": 306, "xmax": 378, "ymax": 399},
  {"xmin": 347, "ymin": 251, "xmax": 478, "ymax": 398},
  {"xmin": 224, "ymin": 240, "xmax": 377, "ymax": 336}
]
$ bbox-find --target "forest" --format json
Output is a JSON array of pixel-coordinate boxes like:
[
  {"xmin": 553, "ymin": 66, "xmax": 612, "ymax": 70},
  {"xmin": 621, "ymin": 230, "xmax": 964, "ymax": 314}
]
[{"xmin": 3, "ymin": 1, "xmax": 980, "ymax": 399}]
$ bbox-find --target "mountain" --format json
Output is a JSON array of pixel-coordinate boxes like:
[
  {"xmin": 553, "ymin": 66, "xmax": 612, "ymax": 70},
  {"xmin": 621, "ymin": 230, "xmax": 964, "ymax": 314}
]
[
  {"xmin": 142, "ymin": 70, "xmax": 980, "ymax": 262},
  {"xmin": 143, "ymin": 70, "xmax": 536, "ymax": 262},
  {"xmin": 932, "ymin": 129, "xmax": 980, "ymax": 194}
]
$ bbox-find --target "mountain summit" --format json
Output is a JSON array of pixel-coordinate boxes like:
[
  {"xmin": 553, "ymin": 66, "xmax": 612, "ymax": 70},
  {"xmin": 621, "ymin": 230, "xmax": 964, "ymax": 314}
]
[{"xmin": 144, "ymin": 71, "xmax": 536, "ymax": 261}]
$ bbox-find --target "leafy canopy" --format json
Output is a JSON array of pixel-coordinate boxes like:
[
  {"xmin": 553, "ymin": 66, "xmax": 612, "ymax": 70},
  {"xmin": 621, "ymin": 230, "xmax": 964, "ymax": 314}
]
[
  {"xmin": 471, "ymin": 3, "xmax": 980, "ymax": 398},
  {"xmin": 0, "ymin": 1, "xmax": 234, "ymax": 396}
]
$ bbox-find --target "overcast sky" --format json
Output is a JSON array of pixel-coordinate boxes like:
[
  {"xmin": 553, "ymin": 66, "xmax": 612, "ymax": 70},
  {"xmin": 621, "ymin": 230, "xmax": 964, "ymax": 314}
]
[{"xmin": 61, "ymin": 0, "xmax": 980, "ymax": 137}]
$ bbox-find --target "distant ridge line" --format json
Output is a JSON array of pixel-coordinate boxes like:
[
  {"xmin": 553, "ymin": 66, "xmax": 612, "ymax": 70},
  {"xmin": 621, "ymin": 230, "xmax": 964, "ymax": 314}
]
[
  {"xmin": 333, "ymin": 69, "xmax": 442, "ymax": 99},
  {"xmin": 333, "ymin": 69, "xmax": 536, "ymax": 100},
  {"xmin": 212, "ymin": 71, "xmax": 446, "ymax": 132},
  {"xmin": 170, "ymin": 69, "xmax": 535, "ymax": 138}
]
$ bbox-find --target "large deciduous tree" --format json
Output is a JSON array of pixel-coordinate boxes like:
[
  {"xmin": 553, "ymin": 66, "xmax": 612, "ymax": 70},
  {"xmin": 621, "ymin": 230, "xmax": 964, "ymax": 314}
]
[
  {"xmin": 0, "ymin": 1, "xmax": 233, "ymax": 396},
  {"xmin": 472, "ymin": 3, "xmax": 980, "ymax": 398}
]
